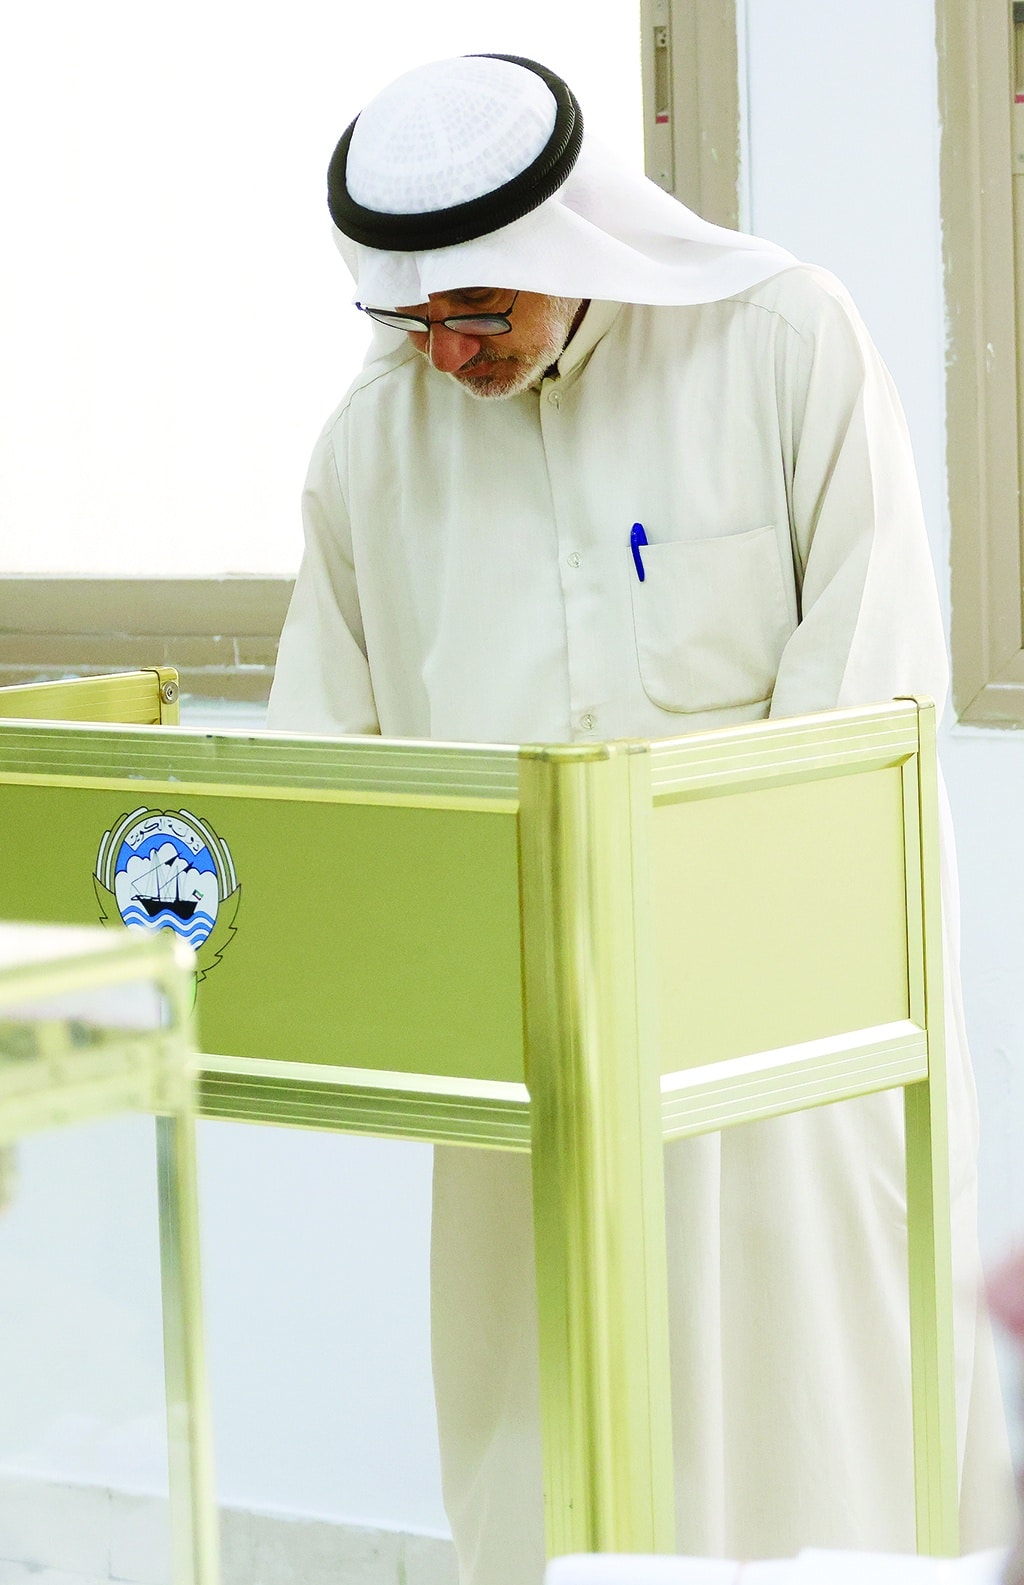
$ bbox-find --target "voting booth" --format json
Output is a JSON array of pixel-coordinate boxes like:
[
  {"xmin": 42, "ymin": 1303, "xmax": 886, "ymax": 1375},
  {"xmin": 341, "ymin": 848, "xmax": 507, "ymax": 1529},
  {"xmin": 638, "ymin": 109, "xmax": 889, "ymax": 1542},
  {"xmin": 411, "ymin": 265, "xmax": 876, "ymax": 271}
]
[
  {"xmin": 0, "ymin": 669, "xmax": 181, "ymax": 725},
  {"xmin": 0, "ymin": 677, "xmax": 957, "ymax": 1561},
  {"xmin": 0, "ymin": 919, "xmax": 218, "ymax": 1585}
]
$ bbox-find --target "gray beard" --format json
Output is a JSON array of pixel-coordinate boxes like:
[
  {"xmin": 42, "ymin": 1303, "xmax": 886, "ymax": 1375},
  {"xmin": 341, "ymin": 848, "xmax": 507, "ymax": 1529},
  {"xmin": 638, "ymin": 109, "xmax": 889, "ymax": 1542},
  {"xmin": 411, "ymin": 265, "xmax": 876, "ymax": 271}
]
[{"xmin": 444, "ymin": 296, "xmax": 585, "ymax": 401}]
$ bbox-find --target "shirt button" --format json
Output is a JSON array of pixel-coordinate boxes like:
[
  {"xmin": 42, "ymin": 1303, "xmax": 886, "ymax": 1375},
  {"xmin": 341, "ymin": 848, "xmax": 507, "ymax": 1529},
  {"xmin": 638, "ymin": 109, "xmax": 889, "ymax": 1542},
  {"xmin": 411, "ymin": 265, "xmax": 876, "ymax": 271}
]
[
  {"xmin": 566, "ymin": 551, "xmax": 582, "ymax": 568},
  {"xmin": 579, "ymin": 712, "xmax": 596, "ymax": 731},
  {"xmin": 548, "ymin": 390, "xmax": 560, "ymax": 408}
]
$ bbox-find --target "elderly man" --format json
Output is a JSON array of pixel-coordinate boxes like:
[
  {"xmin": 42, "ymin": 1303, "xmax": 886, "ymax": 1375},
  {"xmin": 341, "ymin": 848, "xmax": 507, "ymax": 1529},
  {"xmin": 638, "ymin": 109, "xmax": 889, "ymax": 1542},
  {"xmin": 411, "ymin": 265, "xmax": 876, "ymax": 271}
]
[{"xmin": 268, "ymin": 52, "xmax": 1011, "ymax": 1585}]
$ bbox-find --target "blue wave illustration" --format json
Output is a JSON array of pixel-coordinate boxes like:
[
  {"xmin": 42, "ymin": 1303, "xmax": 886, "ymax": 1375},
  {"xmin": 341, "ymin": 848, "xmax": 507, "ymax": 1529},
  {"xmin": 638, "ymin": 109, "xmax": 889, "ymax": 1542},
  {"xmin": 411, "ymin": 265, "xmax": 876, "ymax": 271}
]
[{"xmin": 120, "ymin": 904, "xmax": 216, "ymax": 944}]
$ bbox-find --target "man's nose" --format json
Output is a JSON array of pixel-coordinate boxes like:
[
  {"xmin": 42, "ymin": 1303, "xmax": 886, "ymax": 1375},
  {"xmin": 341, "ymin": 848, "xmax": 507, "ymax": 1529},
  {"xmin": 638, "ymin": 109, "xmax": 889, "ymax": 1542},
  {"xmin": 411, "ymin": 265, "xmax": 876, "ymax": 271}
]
[{"xmin": 426, "ymin": 323, "xmax": 483, "ymax": 374}]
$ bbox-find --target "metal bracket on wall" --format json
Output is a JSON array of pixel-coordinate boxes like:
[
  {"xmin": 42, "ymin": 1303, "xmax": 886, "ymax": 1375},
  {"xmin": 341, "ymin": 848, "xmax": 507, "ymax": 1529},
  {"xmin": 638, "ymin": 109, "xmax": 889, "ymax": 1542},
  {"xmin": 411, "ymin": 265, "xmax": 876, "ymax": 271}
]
[{"xmin": 639, "ymin": 0, "xmax": 741, "ymax": 230}]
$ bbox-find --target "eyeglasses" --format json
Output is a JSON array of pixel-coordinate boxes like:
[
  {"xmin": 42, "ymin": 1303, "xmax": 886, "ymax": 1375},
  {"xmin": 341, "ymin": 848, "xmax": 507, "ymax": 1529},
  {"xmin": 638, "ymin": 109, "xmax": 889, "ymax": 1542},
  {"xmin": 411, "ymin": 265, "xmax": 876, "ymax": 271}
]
[{"xmin": 356, "ymin": 290, "xmax": 520, "ymax": 336}]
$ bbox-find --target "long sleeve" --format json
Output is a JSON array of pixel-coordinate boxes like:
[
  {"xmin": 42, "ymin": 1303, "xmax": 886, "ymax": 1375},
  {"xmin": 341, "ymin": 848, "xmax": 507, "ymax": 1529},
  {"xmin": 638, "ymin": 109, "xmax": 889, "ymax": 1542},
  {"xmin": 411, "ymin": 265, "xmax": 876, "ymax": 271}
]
[
  {"xmin": 769, "ymin": 278, "xmax": 949, "ymax": 720},
  {"xmin": 267, "ymin": 417, "xmax": 380, "ymax": 737}
]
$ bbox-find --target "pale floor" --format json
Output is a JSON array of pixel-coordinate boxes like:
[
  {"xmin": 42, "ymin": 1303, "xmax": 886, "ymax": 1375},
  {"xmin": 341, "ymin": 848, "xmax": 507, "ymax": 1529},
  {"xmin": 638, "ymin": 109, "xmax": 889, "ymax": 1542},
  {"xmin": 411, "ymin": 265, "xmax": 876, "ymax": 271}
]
[{"xmin": 0, "ymin": 1480, "xmax": 458, "ymax": 1585}]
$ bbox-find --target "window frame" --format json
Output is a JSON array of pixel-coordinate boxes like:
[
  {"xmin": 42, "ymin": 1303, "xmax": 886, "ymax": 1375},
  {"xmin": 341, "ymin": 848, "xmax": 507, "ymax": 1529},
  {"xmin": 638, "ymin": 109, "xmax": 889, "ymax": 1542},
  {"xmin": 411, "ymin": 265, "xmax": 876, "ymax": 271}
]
[
  {"xmin": 0, "ymin": 577, "xmax": 292, "ymax": 703},
  {"xmin": 640, "ymin": 0, "xmax": 1024, "ymax": 727},
  {"xmin": 938, "ymin": 0, "xmax": 1024, "ymax": 726},
  {"xmin": 639, "ymin": 0, "xmax": 740, "ymax": 228}
]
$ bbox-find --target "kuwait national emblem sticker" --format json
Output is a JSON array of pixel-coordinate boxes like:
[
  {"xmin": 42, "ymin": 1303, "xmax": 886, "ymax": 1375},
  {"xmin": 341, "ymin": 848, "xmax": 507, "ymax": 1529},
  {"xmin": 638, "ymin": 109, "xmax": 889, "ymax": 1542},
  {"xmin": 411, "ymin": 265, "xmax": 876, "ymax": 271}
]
[{"xmin": 94, "ymin": 807, "xmax": 240, "ymax": 981}]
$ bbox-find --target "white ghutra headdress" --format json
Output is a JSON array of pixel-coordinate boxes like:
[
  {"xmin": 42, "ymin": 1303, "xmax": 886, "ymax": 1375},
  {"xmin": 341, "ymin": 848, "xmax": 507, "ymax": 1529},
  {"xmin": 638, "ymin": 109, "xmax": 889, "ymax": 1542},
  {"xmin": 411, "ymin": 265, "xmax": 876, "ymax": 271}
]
[{"xmin": 327, "ymin": 53, "xmax": 796, "ymax": 310}]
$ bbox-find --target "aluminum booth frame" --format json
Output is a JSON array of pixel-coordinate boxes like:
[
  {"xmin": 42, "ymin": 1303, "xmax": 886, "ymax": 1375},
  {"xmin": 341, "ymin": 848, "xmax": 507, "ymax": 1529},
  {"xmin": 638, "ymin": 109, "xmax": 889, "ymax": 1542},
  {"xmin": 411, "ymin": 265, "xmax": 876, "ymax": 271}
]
[{"xmin": 0, "ymin": 676, "xmax": 957, "ymax": 1560}]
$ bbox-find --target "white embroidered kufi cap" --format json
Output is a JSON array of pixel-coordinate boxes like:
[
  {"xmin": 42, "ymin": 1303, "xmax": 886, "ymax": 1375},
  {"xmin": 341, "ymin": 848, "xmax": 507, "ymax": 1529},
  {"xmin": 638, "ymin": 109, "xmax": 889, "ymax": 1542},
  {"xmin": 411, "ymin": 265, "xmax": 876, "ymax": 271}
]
[
  {"xmin": 330, "ymin": 55, "xmax": 583, "ymax": 251},
  {"xmin": 327, "ymin": 54, "xmax": 797, "ymax": 310},
  {"xmin": 346, "ymin": 56, "xmax": 560, "ymax": 217}
]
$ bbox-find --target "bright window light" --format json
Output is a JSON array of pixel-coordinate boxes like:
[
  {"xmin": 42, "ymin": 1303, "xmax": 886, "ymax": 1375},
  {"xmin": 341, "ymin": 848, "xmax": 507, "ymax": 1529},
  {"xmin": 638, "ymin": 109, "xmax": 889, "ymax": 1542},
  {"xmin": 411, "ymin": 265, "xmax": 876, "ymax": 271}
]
[{"xmin": 0, "ymin": 4, "xmax": 642, "ymax": 576}]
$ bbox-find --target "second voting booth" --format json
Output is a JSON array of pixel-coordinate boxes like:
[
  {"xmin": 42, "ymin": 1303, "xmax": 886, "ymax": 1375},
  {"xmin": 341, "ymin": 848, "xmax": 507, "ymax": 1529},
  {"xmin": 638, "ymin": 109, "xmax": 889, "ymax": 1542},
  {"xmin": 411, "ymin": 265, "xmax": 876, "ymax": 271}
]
[
  {"xmin": 0, "ymin": 674, "xmax": 958, "ymax": 1572},
  {"xmin": 0, "ymin": 918, "xmax": 217, "ymax": 1585}
]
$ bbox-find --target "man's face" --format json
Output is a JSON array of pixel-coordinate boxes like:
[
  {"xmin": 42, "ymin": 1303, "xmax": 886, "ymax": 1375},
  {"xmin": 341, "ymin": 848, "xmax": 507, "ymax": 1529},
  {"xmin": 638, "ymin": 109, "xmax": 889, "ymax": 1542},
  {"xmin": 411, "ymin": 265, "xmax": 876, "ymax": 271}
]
[{"xmin": 400, "ymin": 287, "xmax": 584, "ymax": 400}]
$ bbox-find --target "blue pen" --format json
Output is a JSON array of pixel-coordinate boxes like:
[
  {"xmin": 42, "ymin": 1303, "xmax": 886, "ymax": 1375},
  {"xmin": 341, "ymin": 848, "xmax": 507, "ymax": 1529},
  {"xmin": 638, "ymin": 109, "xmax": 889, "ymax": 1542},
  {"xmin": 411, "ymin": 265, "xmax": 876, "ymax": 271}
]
[{"xmin": 630, "ymin": 522, "xmax": 648, "ymax": 582}]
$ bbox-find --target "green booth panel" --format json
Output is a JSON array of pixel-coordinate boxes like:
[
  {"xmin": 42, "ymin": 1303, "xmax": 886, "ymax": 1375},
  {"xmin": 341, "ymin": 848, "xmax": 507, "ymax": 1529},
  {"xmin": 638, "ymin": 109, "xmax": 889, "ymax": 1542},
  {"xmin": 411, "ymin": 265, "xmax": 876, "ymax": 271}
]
[
  {"xmin": 653, "ymin": 764, "xmax": 911, "ymax": 1070},
  {"xmin": 0, "ymin": 727, "xmax": 525, "ymax": 1085},
  {"xmin": 646, "ymin": 702, "xmax": 932, "ymax": 1137},
  {"xmin": 0, "ymin": 696, "xmax": 931, "ymax": 1120}
]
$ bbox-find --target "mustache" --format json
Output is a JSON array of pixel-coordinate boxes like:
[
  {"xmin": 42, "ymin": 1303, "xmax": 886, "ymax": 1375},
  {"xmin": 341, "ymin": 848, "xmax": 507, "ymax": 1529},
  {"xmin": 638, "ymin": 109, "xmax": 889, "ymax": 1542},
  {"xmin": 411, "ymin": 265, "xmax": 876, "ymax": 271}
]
[{"xmin": 461, "ymin": 348, "xmax": 514, "ymax": 370}]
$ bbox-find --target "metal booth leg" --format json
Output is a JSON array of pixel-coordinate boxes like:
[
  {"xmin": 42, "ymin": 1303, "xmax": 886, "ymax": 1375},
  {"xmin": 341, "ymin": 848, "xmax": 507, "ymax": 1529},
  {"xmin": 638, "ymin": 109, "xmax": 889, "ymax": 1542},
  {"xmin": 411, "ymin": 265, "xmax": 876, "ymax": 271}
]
[
  {"xmin": 903, "ymin": 700, "xmax": 959, "ymax": 1555},
  {"xmin": 904, "ymin": 1077, "xmax": 959, "ymax": 1554},
  {"xmin": 519, "ymin": 742, "xmax": 675, "ymax": 1560},
  {"xmin": 156, "ymin": 1104, "xmax": 220, "ymax": 1585}
]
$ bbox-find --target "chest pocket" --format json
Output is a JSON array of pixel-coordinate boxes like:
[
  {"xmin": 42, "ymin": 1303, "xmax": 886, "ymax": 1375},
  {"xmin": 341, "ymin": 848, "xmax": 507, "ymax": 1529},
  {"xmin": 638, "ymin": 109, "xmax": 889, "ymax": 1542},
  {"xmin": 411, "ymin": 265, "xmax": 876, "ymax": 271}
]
[{"xmin": 630, "ymin": 524, "xmax": 794, "ymax": 714}]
